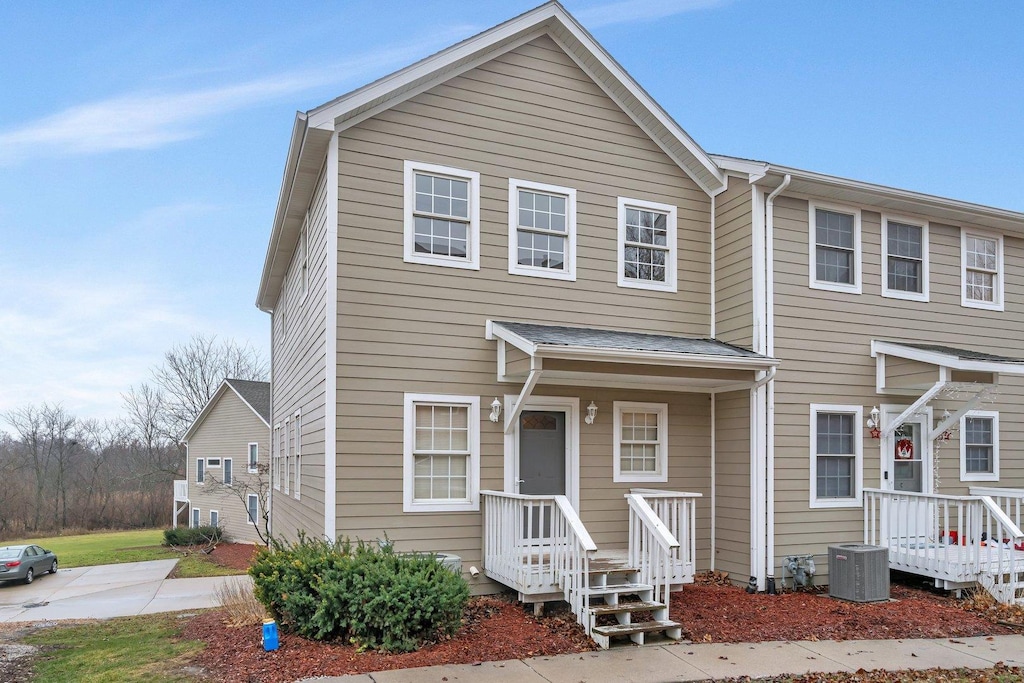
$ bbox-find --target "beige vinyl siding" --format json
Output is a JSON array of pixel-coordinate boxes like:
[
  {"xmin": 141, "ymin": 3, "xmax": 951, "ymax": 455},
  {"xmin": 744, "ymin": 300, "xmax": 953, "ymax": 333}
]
[
  {"xmin": 334, "ymin": 36, "xmax": 714, "ymax": 591},
  {"xmin": 883, "ymin": 356, "xmax": 939, "ymax": 391},
  {"xmin": 772, "ymin": 193, "xmax": 1024, "ymax": 581},
  {"xmin": 270, "ymin": 159, "xmax": 330, "ymax": 541},
  {"xmin": 714, "ymin": 176, "xmax": 754, "ymax": 348},
  {"xmin": 713, "ymin": 390, "xmax": 752, "ymax": 581},
  {"xmin": 186, "ymin": 390, "xmax": 269, "ymax": 544}
]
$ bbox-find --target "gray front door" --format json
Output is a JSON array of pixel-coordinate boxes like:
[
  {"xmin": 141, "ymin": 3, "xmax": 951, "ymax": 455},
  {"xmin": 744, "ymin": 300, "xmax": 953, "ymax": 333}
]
[{"xmin": 518, "ymin": 411, "xmax": 566, "ymax": 495}]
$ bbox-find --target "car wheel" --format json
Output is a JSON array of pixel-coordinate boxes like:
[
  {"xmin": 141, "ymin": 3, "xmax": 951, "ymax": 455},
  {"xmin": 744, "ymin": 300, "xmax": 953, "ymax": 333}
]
[
  {"xmin": 24, "ymin": 568, "xmax": 33, "ymax": 585},
  {"xmin": 49, "ymin": 560, "xmax": 58, "ymax": 574}
]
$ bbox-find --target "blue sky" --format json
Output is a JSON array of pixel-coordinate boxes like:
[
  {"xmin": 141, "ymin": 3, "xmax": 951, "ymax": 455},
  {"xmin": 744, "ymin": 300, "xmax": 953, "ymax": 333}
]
[{"xmin": 1, "ymin": 0, "xmax": 1022, "ymax": 421}]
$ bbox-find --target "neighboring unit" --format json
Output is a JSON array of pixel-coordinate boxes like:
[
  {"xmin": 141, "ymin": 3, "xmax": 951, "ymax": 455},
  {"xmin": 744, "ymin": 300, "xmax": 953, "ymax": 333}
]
[
  {"xmin": 256, "ymin": 0, "xmax": 1024, "ymax": 646},
  {"xmin": 174, "ymin": 379, "xmax": 271, "ymax": 545}
]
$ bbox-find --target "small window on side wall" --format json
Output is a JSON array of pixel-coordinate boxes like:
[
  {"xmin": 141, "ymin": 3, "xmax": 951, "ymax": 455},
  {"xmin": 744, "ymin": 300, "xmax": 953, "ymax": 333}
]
[
  {"xmin": 613, "ymin": 402, "xmax": 668, "ymax": 483},
  {"xmin": 508, "ymin": 179, "xmax": 576, "ymax": 281},
  {"xmin": 809, "ymin": 404, "xmax": 863, "ymax": 508},
  {"xmin": 882, "ymin": 215, "xmax": 929, "ymax": 302},
  {"xmin": 191, "ymin": 507, "xmax": 200, "ymax": 528},
  {"xmin": 960, "ymin": 410, "xmax": 998, "ymax": 482},
  {"xmin": 404, "ymin": 161, "xmax": 480, "ymax": 270},
  {"xmin": 248, "ymin": 443, "xmax": 259, "ymax": 473},
  {"xmin": 247, "ymin": 494, "xmax": 259, "ymax": 525},
  {"xmin": 809, "ymin": 203, "xmax": 861, "ymax": 294},
  {"xmin": 196, "ymin": 459, "xmax": 205, "ymax": 484}
]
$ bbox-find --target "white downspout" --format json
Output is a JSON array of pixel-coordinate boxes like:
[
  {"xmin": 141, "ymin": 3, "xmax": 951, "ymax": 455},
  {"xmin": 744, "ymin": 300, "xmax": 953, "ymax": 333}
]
[
  {"xmin": 710, "ymin": 192, "xmax": 716, "ymax": 339},
  {"xmin": 324, "ymin": 132, "xmax": 339, "ymax": 541},
  {"xmin": 763, "ymin": 174, "xmax": 790, "ymax": 587}
]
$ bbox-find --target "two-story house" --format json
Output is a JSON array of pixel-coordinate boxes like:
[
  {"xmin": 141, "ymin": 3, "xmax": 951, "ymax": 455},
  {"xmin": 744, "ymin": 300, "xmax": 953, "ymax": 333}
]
[
  {"xmin": 174, "ymin": 378, "xmax": 271, "ymax": 544},
  {"xmin": 256, "ymin": 1, "xmax": 1024, "ymax": 645}
]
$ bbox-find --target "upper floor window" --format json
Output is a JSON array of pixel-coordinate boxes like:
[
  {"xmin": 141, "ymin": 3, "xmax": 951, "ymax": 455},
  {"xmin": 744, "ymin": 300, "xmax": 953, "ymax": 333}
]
[
  {"xmin": 962, "ymin": 229, "xmax": 1004, "ymax": 311},
  {"xmin": 299, "ymin": 226, "xmax": 308, "ymax": 300},
  {"xmin": 882, "ymin": 216, "xmax": 929, "ymax": 302},
  {"xmin": 195, "ymin": 458, "xmax": 205, "ymax": 485},
  {"xmin": 616, "ymin": 197, "xmax": 677, "ymax": 292},
  {"xmin": 403, "ymin": 393, "xmax": 480, "ymax": 513},
  {"xmin": 809, "ymin": 203, "xmax": 861, "ymax": 294},
  {"xmin": 508, "ymin": 179, "xmax": 576, "ymax": 281},
  {"xmin": 248, "ymin": 443, "xmax": 259, "ymax": 473},
  {"xmin": 809, "ymin": 404, "xmax": 863, "ymax": 508},
  {"xmin": 960, "ymin": 410, "xmax": 999, "ymax": 482},
  {"xmin": 404, "ymin": 161, "xmax": 480, "ymax": 270}
]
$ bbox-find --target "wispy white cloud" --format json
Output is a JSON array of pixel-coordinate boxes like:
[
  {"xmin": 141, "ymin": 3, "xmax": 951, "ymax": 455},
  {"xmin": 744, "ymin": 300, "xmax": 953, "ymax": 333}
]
[
  {"xmin": 0, "ymin": 26, "xmax": 477, "ymax": 165},
  {"xmin": 575, "ymin": 0, "xmax": 728, "ymax": 28}
]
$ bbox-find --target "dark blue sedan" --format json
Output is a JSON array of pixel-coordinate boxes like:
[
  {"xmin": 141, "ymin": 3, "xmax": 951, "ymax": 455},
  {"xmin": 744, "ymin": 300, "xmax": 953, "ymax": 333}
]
[{"xmin": 0, "ymin": 545, "xmax": 59, "ymax": 584}]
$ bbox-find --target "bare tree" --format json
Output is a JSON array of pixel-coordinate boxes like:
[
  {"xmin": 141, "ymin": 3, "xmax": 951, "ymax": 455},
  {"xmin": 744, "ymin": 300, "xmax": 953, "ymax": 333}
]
[{"xmin": 204, "ymin": 462, "xmax": 271, "ymax": 546}]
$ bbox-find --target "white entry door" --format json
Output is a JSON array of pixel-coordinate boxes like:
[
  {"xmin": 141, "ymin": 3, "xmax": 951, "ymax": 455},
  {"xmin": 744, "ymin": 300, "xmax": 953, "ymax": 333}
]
[{"xmin": 882, "ymin": 406, "xmax": 933, "ymax": 545}]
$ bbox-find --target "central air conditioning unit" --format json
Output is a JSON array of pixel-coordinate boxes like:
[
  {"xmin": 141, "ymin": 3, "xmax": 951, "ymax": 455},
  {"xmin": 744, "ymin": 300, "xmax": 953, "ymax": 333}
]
[{"xmin": 828, "ymin": 544, "xmax": 889, "ymax": 602}]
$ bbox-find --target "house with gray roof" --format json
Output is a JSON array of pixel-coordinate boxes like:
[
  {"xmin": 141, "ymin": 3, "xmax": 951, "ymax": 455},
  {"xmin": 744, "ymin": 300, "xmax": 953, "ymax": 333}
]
[
  {"xmin": 254, "ymin": 1, "xmax": 1024, "ymax": 648},
  {"xmin": 174, "ymin": 378, "xmax": 270, "ymax": 544}
]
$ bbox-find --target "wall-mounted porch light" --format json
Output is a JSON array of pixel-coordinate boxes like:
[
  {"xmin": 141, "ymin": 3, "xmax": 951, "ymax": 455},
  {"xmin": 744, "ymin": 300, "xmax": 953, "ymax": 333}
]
[
  {"xmin": 489, "ymin": 398, "xmax": 502, "ymax": 423},
  {"xmin": 866, "ymin": 406, "xmax": 881, "ymax": 439},
  {"xmin": 585, "ymin": 401, "xmax": 598, "ymax": 425}
]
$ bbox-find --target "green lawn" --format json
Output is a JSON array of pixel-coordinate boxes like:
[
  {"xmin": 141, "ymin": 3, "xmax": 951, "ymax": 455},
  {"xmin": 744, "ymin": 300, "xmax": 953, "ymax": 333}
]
[
  {"xmin": 24, "ymin": 613, "xmax": 205, "ymax": 683},
  {"xmin": 4, "ymin": 529, "xmax": 178, "ymax": 568}
]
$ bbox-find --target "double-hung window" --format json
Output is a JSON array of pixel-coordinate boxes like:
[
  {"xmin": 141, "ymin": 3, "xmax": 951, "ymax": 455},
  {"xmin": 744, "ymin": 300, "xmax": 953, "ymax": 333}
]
[
  {"xmin": 248, "ymin": 443, "xmax": 259, "ymax": 473},
  {"xmin": 404, "ymin": 161, "xmax": 480, "ymax": 270},
  {"xmin": 962, "ymin": 230, "xmax": 1004, "ymax": 310},
  {"xmin": 810, "ymin": 404, "xmax": 863, "ymax": 508},
  {"xmin": 223, "ymin": 458, "xmax": 233, "ymax": 487},
  {"xmin": 403, "ymin": 394, "xmax": 480, "ymax": 512},
  {"xmin": 960, "ymin": 410, "xmax": 998, "ymax": 481},
  {"xmin": 273, "ymin": 424, "xmax": 282, "ymax": 491},
  {"xmin": 293, "ymin": 410, "xmax": 302, "ymax": 499},
  {"xmin": 284, "ymin": 419, "xmax": 292, "ymax": 495},
  {"xmin": 617, "ymin": 197, "xmax": 677, "ymax": 291},
  {"xmin": 508, "ymin": 179, "xmax": 576, "ymax": 280},
  {"xmin": 247, "ymin": 494, "xmax": 259, "ymax": 525},
  {"xmin": 191, "ymin": 507, "xmax": 200, "ymax": 528},
  {"xmin": 613, "ymin": 402, "xmax": 668, "ymax": 483},
  {"xmin": 809, "ymin": 204, "xmax": 861, "ymax": 293},
  {"xmin": 882, "ymin": 216, "xmax": 928, "ymax": 301},
  {"xmin": 196, "ymin": 458, "xmax": 205, "ymax": 485},
  {"xmin": 209, "ymin": 510, "xmax": 219, "ymax": 528}
]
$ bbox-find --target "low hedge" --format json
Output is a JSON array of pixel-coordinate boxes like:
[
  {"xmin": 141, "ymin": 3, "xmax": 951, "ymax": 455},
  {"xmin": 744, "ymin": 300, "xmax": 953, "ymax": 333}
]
[
  {"xmin": 250, "ymin": 536, "xmax": 469, "ymax": 652},
  {"xmin": 163, "ymin": 525, "xmax": 222, "ymax": 546}
]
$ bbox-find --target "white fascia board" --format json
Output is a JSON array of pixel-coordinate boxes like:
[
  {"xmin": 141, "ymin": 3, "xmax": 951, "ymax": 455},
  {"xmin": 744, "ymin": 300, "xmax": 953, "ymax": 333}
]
[
  {"xmin": 871, "ymin": 340, "xmax": 1024, "ymax": 376},
  {"xmin": 225, "ymin": 382, "xmax": 271, "ymax": 429},
  {"xmin": 488, "ymin": 322, "xmax": 539, "ymax": 356},
  {"xmin": 711, "ymin": 155, "xmax": 770, "ymax": 183},
  {"xmin": 534, "ymin": 344, "xmax": 780, "ymax": 370}
]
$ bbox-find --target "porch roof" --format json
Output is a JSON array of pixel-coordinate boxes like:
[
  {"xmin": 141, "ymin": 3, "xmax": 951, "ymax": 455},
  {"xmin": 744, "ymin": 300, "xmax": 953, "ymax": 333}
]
[
  {"xmin": 488, "ymin": 320, "xmax": 779, "ymax": 371},
  {"xmin": 872, "ymin": 340, "xmax": 1024, "ymax": 375}
]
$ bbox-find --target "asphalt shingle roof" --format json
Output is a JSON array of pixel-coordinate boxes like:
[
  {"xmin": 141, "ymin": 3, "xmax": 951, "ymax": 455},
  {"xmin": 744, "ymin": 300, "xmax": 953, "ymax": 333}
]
[
  {"xmin": 882, "ymin": 342, "xmax": 1024, "ymax": 365},
  {"xmin": 493, "ymin": 321, "xmax": 767, "ymax": 359},
  {"xmin": 225, "ymin": 379, "xmax": 271, "ymax": 423}
]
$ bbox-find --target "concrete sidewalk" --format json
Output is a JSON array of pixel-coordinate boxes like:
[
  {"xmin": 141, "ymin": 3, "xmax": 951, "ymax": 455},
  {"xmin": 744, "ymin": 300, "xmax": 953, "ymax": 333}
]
[
  {"xmin": 0, "ymin": 559, "xmax": 249, "ymax": 622},
  {"xmin": 300, "ymin": 634, "xmax": 1024, "ymax": 682}
]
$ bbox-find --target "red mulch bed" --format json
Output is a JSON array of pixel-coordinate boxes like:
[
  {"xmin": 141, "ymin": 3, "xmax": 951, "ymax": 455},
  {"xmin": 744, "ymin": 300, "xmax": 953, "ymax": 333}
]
[
  {"xmin": 208, "ymin": 543, "xmax": 260, "ymax": 571},
  {"xmin": 673, "ymin": 577, "xmax": 1016, "ymax": 643},
  {"xmin": 180, "ymin": 595, "xmax": 595, "ymax": 683}
]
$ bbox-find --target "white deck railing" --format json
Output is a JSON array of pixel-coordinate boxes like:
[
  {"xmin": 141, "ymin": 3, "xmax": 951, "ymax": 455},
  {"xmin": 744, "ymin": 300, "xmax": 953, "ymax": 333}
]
[
  {"xmin": 481, "ymin": 491, "xmax": 597, "ymax": 632},
  {"xmin": 627, "ymin": 489, "xmax": 700, "ymax": 601},
  {"xmin": 970, "ymin": 486, "xmax": 1024, "ymax": 530},
  {"xmin": 864, "ymin": 488, "xmax": 1024, "ymax": 604},
  {"xmin": 174, "ymin": 480, "xmax": 189, "ymax": 502}
]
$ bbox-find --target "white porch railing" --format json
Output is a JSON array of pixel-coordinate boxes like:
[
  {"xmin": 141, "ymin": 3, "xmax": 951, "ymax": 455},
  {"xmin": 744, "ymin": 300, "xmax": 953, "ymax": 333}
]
[
  {"xmin": 481, "ymin": 491, "xmax": 596, "ymax": 633},
  {"xmin": 864, "ymin": 488, "xmax": 1024, "ymax": 604},
  {"xmin": 626, "ymin": 489, "xmax": 701, "ymax": 602},
  {"xmin": 174, "ymin": 480, "xmax": 189, "ymax": 502},
  {"xmin": 970, "ymin": 486, "xmax": 1024, "ymax": 530}
]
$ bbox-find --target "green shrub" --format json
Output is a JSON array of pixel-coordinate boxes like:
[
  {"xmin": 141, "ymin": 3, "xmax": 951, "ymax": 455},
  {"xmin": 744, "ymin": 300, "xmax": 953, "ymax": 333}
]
[
  {"xmin": 163, "ymin": 525, "xmax": 222, "ymax": 546},
  {"xmin": 249, "ymin": 536, "xmax": 469, "ymax": 652}
]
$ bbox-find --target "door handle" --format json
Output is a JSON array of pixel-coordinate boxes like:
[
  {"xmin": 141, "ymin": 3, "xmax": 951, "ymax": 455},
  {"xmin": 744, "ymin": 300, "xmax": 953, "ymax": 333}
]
[{"xmin": 516, "ymin": 479, "xmax": 525, "ymax": 484}]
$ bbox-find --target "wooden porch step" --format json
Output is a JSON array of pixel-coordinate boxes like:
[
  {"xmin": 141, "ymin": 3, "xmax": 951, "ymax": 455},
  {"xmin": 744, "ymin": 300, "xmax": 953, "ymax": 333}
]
[
  {"xmin": 583, "ymin": 582, "xmax": 652, "ymax": 597},
  {"xmin": 592, "ymin": 620, "xmax": 682, "ymax": 638},
  {"xmin": 588, "ymin": 559, "xmax": 636, "ymax": 574},
  {"xmin": 588, "ymin": 600, "xmax": 663, "ymax": 615}
]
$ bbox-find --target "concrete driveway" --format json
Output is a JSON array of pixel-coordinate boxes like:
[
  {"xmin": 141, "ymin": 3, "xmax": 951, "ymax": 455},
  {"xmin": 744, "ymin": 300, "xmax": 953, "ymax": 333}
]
[{"xmin": 0, "ymin": 559, "xmax": 251, "ymax": 622}]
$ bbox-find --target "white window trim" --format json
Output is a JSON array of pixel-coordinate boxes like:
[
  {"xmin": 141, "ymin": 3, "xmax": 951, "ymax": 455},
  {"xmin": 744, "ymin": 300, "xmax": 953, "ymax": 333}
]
[
  {"xmin": 191, "ymin": 507, "xmax": 201, "ymax": 528},
  {"xmin": 808, "ymin": 202, "xmax": 862, "ymax": 294},
  {"xmin": 273, "ymin": 424, "xmax": 281, "ymax": 491},
  {"xmin": 210, "ymin": 510, "xmax": 219, "ymax": 527},
  {"xmin": 960, "ymin": 409, "xmax": 999, "ymax": 482},
  {"xmin": 283, "ymin": 418, "xmax": 291, "ymax": 495},
  {"xmin": 809, "ymin": 404, "xmax": 864, "ymax": 509},
  {"xmin": 403, "ymin": 160, "xmax": 480, "ymax": 270},
  {"xmin": 248, "ymin": 442, "xmax": 259, "ymax": 473},
  {"xmin": 507, "ymin": 178, "xmax": 577, "ymax": 281},
  {"xmin": 881, "ymin": 214, "xmax": 929, "ymax": 302},
  {"xmin": 616, "ymin": 197, "xmax": 678, "ymax": 292},
  {"xmin": 206, "ymin": 457, "xmax": 221, "ymax": 469},
  {"xmin": 223, "ymin": 458, "xmax": 233, "ymax": 487},
  {"xmin": 613, "ymin": 401, "xmax": 669, "ymax": 483},
  {"xmin": 247, "ymin": 494, "xmax": 259, "ymax": 526},
  {"xmin": 960, "ymin": 228, "xmax": 1004, "ymax": 311},
  {"xmin": 299, "ymin": 222, "xmax": 309, "ymax": 303},
  {"xmin": 294, "ymin": 409, "xmax": 302, "ymax": 500},
  {"xmin": 196, "ymin": 458, "xmax": 205, "ymax": 485},
  {"xmin": 403, "ymin": 393, "xmax": 480, "ymax": 513}
]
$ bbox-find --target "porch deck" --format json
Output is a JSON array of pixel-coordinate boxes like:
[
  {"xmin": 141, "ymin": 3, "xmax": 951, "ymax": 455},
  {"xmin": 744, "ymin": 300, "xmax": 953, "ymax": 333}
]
[{"xmin": 864, "ymin": 488, "xmax": 1024, "ymax": 603}]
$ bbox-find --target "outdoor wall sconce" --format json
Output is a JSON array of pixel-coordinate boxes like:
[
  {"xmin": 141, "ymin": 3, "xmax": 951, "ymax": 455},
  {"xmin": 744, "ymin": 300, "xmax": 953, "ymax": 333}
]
[
  {"xmin": 489, "ymin": 398, "xmax": 502, "ymax": 423},
  {"xmin": 585, "ymin": 401, "xmax": 598, "ymax": 425},
  {"xmin": 866, "ymin": 405, "xmax": 881, "ymax": 439}
]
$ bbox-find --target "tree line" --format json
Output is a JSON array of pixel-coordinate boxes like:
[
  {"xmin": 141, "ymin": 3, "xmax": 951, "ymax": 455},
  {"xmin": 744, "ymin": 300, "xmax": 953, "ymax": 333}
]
[{"xmin": 0, "ymin": 335, "xmax": 267, "ymax": 540}]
